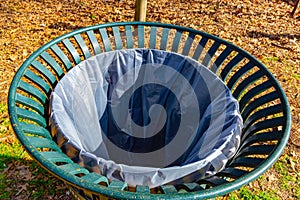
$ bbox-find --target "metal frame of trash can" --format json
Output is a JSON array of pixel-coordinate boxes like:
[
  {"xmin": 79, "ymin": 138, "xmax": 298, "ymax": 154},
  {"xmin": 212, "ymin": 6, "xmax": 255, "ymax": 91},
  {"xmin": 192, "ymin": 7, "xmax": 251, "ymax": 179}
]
[{"xmin": 8, "ymin": 22, "xmax": 291, "ymax": 199}]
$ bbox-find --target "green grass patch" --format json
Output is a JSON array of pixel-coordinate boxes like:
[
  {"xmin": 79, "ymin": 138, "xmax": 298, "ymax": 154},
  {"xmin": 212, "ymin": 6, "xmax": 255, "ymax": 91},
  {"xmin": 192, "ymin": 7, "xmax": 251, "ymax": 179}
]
[
  {"xmin": 0, "ymin": 103, "xmax": 11, "ymax": 136},
  {"xmin": 274, "ymin": 155, "xmax": 300, "ymax": 199},
  {"xmin": 263, "ymin": 56, "xmax": 280, "ymax": 62},
  {"xmin": 0, "ymin": 102, "xmax": 68, "ymax": 199},
  {"xmin": 228, "ymin": 187, "xmax": 280, "ymax": 200}
]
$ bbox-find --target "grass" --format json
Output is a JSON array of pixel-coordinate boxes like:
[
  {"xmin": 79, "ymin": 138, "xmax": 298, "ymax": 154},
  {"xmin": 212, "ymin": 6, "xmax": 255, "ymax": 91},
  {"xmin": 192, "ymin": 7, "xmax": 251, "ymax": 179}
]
[
  {"xmin": 228, "ymin": 187, "xmax": 281, "ymax": 200},
  {"xmin": 274, "ymin": 155, "xmax": 300, "ymax": 198},
  {"xmin": 0, "ymin": 103, "xmax": 69, "ymax": 199}
]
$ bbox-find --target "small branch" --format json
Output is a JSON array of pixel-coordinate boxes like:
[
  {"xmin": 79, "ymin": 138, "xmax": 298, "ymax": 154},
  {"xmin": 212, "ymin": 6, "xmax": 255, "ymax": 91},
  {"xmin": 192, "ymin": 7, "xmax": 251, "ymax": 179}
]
[{"xmin": 291, "ymin": 0, "xmax": 299, "ymax": 17}]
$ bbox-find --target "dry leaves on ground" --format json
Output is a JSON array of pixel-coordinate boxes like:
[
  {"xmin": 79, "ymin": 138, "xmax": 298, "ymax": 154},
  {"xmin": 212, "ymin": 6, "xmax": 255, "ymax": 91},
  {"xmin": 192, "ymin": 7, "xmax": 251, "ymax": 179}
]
[{"xmin": 0, "ymin": 0, "xmax": 299, "ymax": 199}]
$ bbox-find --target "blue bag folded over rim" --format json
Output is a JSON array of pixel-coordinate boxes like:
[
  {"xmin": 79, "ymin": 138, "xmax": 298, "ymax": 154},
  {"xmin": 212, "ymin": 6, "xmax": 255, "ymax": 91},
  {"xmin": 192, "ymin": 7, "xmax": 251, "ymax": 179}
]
[{"xmin": 50, "ymin": 49, "xmax": 243, "ymax": 188}]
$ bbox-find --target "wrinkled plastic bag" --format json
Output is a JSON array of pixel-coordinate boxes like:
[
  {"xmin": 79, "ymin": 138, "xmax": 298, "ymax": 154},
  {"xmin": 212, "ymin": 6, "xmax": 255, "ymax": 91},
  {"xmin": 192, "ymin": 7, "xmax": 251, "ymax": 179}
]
[{"xmin": 50, "ymin": 49, "xmax": 242, "ymax": 188}]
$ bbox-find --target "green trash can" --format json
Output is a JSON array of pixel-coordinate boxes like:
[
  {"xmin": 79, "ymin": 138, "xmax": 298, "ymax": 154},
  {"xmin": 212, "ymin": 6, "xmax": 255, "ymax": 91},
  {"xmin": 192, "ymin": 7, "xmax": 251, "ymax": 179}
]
[{"xmin": 8, "ymin": 22, "xmax": 291, "ymax": 199}]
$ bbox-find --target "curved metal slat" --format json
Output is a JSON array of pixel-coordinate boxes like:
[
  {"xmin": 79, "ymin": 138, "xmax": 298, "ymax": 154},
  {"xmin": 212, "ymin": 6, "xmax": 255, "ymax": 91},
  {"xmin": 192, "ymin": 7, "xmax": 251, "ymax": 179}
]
[
  {"xmin": 74, "ymin": 34, "xmax": 91, "ymax": 59},
  {"xmin": 232, "ymin": 70, "xmax": 265, "ymax": 100},
  {"xmin": 40, "ymin": 151, "xmax": 74, "ymax": 164},
  {"xmin": 16, "ymin": 93, "xmax": 44, "ymax": 116},
  {"xmin": 81, "ymin": 172, "xmax": 108, "ymax": 184},
  {"xmin": 241, "ymin": 91, "xmax": 279, "ymax": 120},
  {"xmin": 20, "ymin": 122, "xmax": 51, "ymax": 139},
  {"xmin": 50, "ymin": 44, "xmax": 73, "ymax": 70},
  {"xmin": 58, "ymin": 163, "xmax": 89, "ymax": 175},
  {"xmin": 136, "ymin": 185, "xmax": 150, "ymax": 193},
  {"xmin": 242, "ymin": 131, "xmax": 282, "ymax": 148},
  {"xmin": 27, "ymin": 137, "xmax": 61, "ymax": 151},
  {"xmin": 40, "ymin": 51, "xmax": 64, "ymax": 77},
  {"xmin": 201, "ymin": 176, "xmax": 229, "ymax": 186},
  {"xmin": 226, "ymin": 61, "xmax": 255, "ymax": 89},
  {"xmin": 161, "ymin": 185, "xmax": 178, "ymax": 194},
  {"xmin": 18, "ymin": 81, "xmax": 47, "ymax": 104},
  {"xmin": 230, "ymin": 157, "xmax": 265, "ymax": 168},
  {"xmin": 16, "ymin": 107, "xmax": 47, "ymax": 127},
  {"xmin": 112, "ymin": 26, "xmax": 123, "ymax": 50},
  {"xmin": 62, "ymin": 38, "xmax": 82, "ymax": 64},
  {"xmin": 125, "ymin": 25, "xmax": 134, "ymax": 49},
  {"xmin": 192, "ymin": 37, "xmax": 209, "ymax": 61},
  {"xmin": 149, "ymin": 26, "xmax": 157, "ymax": 49},
  {"xmin": 239, "ymin": 81, "xmax": 274, "ymax": 111},
  {"xmin": 31, "ymin": 60, "xmax": 57, "ymax": 85},
  {"xmin": 182, "ymin": 32, "xmax": 195, "ymax": 56},
  {"xmin": 243, "ymin": 104, "xmax": 283, "ymax": 131},
  {"xmin": 99, "ymin": 28, "xmax": 112, "ymax": 52},
  {"xmin": 86, "ymin": 30, "xmax": 101, "ymax": 55},
  {"xmin": 218, "ymin": 168, "xmax": 248, "ymax": 179},
  {"xmin": 171, "ymin": 30, "xmax": 182, "ymax": 53},
  {"xmin": 108, "ymin": 180, "xmax": 127, "ymax": 190},
  {"xmin": 24, "ymin": 70, "xmax": 51, "ymax": 94},
  {"xmin": 237, "ymin": 145, "xmax": 275, "ymax": 157},
  {"xmin": 177, "ymin": 183, "xmax": 204, "ymax": 192},
  {"xmin": 138, "ymin": 25, "xmax": 145, "ymax": 48},
  {"xmin": 202, "ymin": 41, "xmax": 221, "ymax": 67},
  {"xmin": 160, "ymin": 28, "xmax": 170, "ymax": 50},
  {"xmin": 220, "ymin": 53, "xmax": 245, "ymax": 81},
  {"xmin": 242, "ymin": 117, "xmax": 285, "ymax": 141},
  {"xmin": 211, "ymin": 46, "xmax": 233, "ymax": 73}
]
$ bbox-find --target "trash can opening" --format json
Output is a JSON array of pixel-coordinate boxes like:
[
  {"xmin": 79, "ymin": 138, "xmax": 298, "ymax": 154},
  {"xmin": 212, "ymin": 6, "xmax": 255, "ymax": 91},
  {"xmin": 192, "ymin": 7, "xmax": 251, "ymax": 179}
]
[{"xmin": 50, "ymin": 49, "xmax": 243, "ymax": 188}]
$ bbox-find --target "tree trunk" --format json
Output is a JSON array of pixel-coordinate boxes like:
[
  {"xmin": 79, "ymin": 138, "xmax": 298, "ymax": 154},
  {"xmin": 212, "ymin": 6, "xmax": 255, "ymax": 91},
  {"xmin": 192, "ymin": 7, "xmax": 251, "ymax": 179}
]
[{"xmin": 135, "ymin": 0, "xmax": 147, "ymax": 21}]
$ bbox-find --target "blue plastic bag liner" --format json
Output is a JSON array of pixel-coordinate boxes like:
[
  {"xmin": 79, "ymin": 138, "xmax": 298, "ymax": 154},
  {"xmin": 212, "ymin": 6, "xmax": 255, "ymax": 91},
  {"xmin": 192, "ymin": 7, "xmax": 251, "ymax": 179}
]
[{"xmin": 50, "ymin": 49, "xmax": 243, "ymax": 188}]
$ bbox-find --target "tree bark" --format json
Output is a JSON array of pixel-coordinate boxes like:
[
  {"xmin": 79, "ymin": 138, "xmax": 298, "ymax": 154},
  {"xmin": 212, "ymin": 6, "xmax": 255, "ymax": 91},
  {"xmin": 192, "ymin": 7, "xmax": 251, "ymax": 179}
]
[{"xmin": 135, "ymin": 0, "xmax": 147, "ymax": 21}]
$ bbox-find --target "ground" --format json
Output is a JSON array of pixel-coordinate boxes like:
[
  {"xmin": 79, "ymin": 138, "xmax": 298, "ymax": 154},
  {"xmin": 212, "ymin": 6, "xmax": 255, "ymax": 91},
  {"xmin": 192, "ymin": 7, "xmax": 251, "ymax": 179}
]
[{"xmin": 0, "ymin": 0, "xmax": 299, "ymax": 199}]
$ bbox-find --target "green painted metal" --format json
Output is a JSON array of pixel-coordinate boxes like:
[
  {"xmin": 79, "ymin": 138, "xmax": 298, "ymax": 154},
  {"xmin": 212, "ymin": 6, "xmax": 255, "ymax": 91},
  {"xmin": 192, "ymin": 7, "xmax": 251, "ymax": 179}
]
[
  {"xmin": 27, "ymin": 137, "xmax": 61, "ymax": 151},
  {"xmin": 18, "ymin": 80, "xmax": 47, "ymax": 104},
  {"xmin": 149, "ymin": 26, "xmax": 157, "ymax": 49},
  {"xmin": 8, "ymin": 22, "xmax": 291, "ymax": 200},
  {"xmin": 179, "ymin": 183, "xmax": 204, "ymax": 192},
  {"xmin": 81, "ymin": 172, "xmax": 109, "ymax": 184},
  {"xmin": 99, "ymin": 28, "xmax": 111, "ymax": 52},
  {"xmin": 112, "ymin": 26, "xmax": 123, "ymax": 50},
  {"xmin": 220, "ymin": 53, "xmax": 245, "ymax": 80},
  {"xmin": 192, "ymin": 36, "xmax": 208, "ymax": 61},
  {"xmin": 40, "ymin": 51, "xmax": 65, "ymax": 77},
  {"xmin": 202, "ymin": 41, "xmax": 220, "ymax": 67},
  {"xmin": 24, "ymin": 70, "xmax": 51, "ymax": 94},
  {"xmin": 160, "ymin": 28, "xmax": 170, "ymax": 50},
  {"xmin": 136, "ymin": 185, "xmax": 150, "ymax": 193},
  {"xmin": 62, "ymin": 39, "xmax": 82, "ymax": 64},
  {"xmin": 182, "ymin": 32, "xmax": 195, "ymax": 56},
  {"xmin": 20, "ymin": 123, "xmax": 52, "ymax": 139},
  {"xmin": 171, "ymin": 30, "xmax": 182, "ymax": 52},
  {"xmin": 40, "ymin": 151, "xmax": 74, "ymax": 163},
  {"xmin": 59, "ymin": 163, "xmax": 90, "ymax": 176},
  {"xmin": 212, "ymin": 46, "xmax": 233, "ymax": 73},
  {"xmin": 74, "ymin": 34, "xmax": 91, "ymax": 59},
  {"xmin": 16, "ymin": 107, "xmax": 46, "ymax": 127},
  {"xmin": 125, "ymin": 25, "xmax": 134, "ymax": 49},
  {"xmin": 138, "ymin": 25, "xmax": 145, "ymax": 48},
  {"xmin": 51, "ymin": 44, "xmax": 73, "ymax": 70},
  {"xmin": 226, "ymin": 61, "xmax": 254, "ymax": 89},
  {"xmin": 16, "ymin": 93, "xmax": 44, "ymax": 116},
  {"xmin": 108, "ymin": 181, "xmax": 128, "ymax": 190},
  {"xmin": 31, "ymin": 60, "xmax": 57, "ymax": 85},
  {"xmin": 161, "ymin": 185, "xmax": 178, "ymax": 194},
  {"xmin": 86, "ymin": 30, "xmax": 101, "ymax": 55}
]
